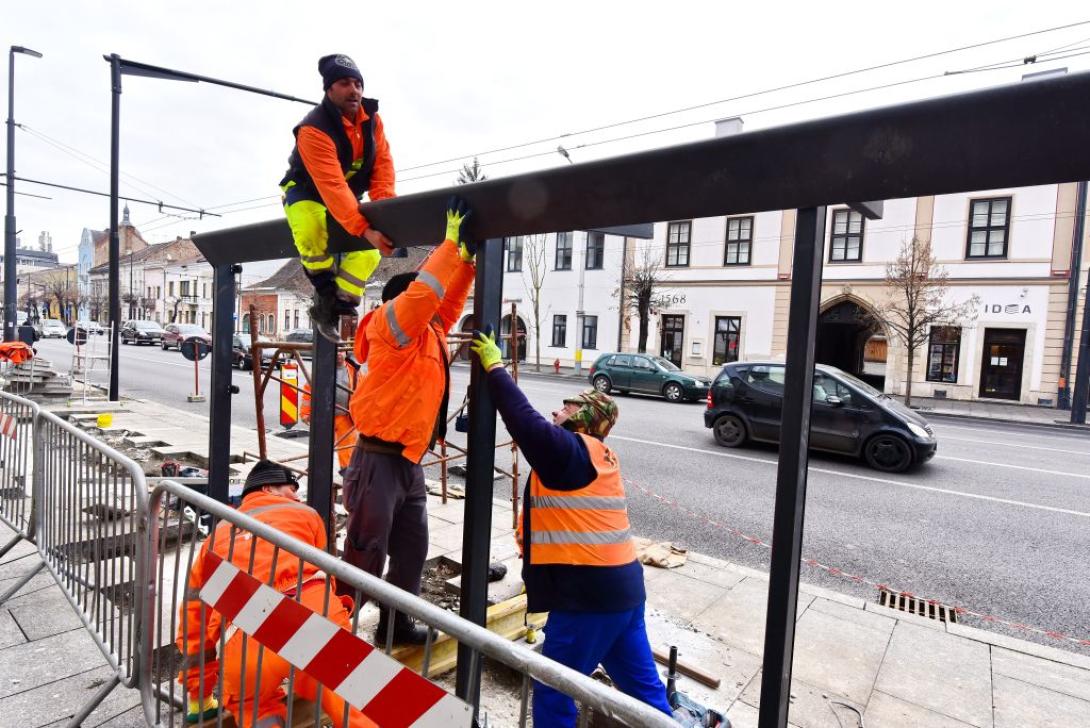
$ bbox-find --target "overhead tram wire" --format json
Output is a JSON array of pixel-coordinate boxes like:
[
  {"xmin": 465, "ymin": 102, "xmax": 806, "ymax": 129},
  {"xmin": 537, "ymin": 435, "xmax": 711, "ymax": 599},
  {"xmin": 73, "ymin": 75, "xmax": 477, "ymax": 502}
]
[
  {"xmin": 152, "ymin": 21, "xmax": 1090, "ymax": 222},
  {"xmin": 0, "ymin": 175, "xmax": 219, "ymax": 217},
  {"xmin": 393, "ymin": 18, "xmax": 1090, "ymax": 174}
]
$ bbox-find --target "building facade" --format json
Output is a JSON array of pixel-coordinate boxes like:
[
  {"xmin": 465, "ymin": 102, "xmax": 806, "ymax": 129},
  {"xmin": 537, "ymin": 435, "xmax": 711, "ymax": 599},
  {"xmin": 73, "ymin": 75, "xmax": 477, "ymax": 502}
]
[{"xmin": 484, "ymin": 183, "xmax": 1089, "ymax": 408}]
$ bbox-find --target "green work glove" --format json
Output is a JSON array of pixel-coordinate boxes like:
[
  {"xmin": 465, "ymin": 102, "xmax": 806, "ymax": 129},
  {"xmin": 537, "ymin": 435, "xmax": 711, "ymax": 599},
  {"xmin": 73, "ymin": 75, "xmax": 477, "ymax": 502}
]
[
  {"xmin": 446, "ymin": 195, "xmax": 471, "ymax": 247},
  {"xmin": 186, "ymin": 694, "xmax": 220, "ymax": 724},
  {"xmin": 471, "ymin": 328, "xmax": 502, "ymax": 371}
]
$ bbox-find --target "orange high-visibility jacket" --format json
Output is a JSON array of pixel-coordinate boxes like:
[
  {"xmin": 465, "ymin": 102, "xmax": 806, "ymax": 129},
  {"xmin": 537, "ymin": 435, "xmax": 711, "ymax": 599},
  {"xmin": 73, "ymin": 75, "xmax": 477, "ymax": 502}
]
[
  {"xmin": 519, "ymin": 434, "xmax": 638, "ymax": 567},
  {"xmin": 176, "ymin": 491, "xmax": 329, "ymax": 697},
  {"xmin": 349, "ymin": 239, "xmax": 474, "ymax": 463}
]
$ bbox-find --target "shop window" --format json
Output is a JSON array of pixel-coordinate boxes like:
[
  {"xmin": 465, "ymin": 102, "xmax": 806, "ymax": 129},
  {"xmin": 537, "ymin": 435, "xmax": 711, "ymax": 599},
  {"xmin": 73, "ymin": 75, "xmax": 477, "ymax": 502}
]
[
  {"xmin": 927, "ymin": 326, "xmax": 961, "ymax": 383},
  {"xmin": 713, "ymin": 316, "xmax": 741, "ymax": 365}
]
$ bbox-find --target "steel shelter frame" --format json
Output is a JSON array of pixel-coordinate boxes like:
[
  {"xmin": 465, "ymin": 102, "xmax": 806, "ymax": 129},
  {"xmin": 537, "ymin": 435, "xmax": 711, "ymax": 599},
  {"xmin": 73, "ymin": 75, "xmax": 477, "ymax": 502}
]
[{"xmin": 191, "ymin": 72, "xmax": 1090, "ymax": 726}]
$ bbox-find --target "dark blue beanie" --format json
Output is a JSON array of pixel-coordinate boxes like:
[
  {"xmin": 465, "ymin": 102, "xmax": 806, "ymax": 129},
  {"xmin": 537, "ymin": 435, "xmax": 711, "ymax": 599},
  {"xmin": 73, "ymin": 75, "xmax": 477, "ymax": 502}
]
[{"xmin": 319, "ymin": 54, "xmax": 364, "ymax": 91}]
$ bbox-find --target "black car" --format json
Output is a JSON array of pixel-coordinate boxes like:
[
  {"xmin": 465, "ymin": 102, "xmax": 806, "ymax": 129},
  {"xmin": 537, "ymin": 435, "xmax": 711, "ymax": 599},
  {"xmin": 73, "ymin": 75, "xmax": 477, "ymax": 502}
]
[
  {"xmin": 120, "ymin": 320, "xmax": 165, "ymax": 345},
  {"xmin": 232, "ymin": 335, "xmax": 274, "ymax": 370},
  {"xmin": 704, "ymin": 361, "xmax": 937, "ymax": 472}
]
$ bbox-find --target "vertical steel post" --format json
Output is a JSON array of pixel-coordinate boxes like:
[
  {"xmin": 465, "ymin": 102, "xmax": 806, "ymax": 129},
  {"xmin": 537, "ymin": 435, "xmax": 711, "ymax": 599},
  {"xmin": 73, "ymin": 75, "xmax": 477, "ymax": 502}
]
[
  {"xmin": 1059, "ymin": 181, "xmax": 1087, "ymax": 410},
  {"xmin": 4, "ymin": 50, "xmax": 17, "ymax": 342},
  {"xmin": 307, "ymin": 330, "xmax": 337, "ymax": 544},
  {"xmin": 456, "ymin": 238, "xmax": 504, "ymax": 710},
  {"xmin": 758, "ymin": 206, "xmax": 825, "ymax": 728},
  {"xmin": 207, "ymin": 262, "xmax": 238, "ymax": 503},
  {"xmin": 108, "ymin": 53, "xmax": 122, "ymax": 401},
  {"xmin": 1071, "ymin": 246, "xmax": 1090, "ymax": 424}
]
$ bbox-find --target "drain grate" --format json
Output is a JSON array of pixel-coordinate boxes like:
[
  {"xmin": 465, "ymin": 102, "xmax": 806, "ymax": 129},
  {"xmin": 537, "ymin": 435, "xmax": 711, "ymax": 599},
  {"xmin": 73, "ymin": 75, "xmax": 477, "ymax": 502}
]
[{"xmin": 878, "ymin": 587, "xmax": 958, "ymax": 623}]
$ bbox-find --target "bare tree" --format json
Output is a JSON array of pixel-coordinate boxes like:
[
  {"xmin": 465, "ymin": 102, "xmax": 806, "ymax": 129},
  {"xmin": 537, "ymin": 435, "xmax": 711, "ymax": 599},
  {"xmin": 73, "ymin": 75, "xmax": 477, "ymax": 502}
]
[
  {"xmin": 456, "ymin": 157, "xmax": 487, "ymax": 184},
  {"xmin": 520, "ymin": 234, "xmax": 549, "ymax": 371},
  {"xmin": 871, "ymin": 237, "xmax": 978, "ymax": 407},
  {"xmin": 615, "ymin": 242, "xmax": 670, "ymax": 353}
]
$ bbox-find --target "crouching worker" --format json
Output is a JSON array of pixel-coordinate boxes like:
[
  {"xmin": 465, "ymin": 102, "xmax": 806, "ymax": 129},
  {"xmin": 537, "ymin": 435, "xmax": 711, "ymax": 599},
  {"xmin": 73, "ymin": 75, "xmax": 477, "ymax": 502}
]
[
  {"xmin": 176, "ymin": 460, "xmax": 377, "ymax": 728},
  {"xmin": 341, "ymin": 196, "xmax": 475, "ymax": 645},
  {"xmin": 470, "ymin": 331, "xmax": 674, "ymax": 728}
]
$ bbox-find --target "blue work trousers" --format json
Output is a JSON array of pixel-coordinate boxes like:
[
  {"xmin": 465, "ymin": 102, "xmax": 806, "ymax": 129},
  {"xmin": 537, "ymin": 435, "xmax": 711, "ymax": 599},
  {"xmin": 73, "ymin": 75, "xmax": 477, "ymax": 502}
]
[{"xmin": 534, "ymin": 604, "xmax": 672, "ymax": 727}]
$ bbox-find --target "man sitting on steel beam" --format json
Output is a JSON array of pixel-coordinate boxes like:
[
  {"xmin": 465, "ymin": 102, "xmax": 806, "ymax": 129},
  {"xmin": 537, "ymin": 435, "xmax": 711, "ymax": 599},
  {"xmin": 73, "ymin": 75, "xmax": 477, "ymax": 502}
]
[
  {"xmin": 469, "ymin": 330, "xmax": 677, "ymax": 728},
  {"xmin": 176, "ymin": 460, "xmax": 376, "ymax": 728},
  {"xmin": 341, "ymin": 196, "xmax": 475, "ymax": 645},
  {"xmin": 280, "ymin": 53, "xmax": 397, "ymax": 343}
]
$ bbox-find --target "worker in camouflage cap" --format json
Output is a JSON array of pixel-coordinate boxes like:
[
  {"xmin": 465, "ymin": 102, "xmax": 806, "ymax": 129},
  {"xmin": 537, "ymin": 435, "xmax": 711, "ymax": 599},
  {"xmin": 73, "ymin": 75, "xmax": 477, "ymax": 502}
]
[{"xmin": 560, "ymin": 389, "xmax": 619, "ymax": 439}]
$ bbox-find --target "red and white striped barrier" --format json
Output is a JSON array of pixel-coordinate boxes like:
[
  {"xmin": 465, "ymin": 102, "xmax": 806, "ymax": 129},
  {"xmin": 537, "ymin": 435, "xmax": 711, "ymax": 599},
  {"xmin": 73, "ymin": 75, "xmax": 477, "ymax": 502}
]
[{"xmin": 198, "ymin": 552, "xmax": 472, "ymax": 727}]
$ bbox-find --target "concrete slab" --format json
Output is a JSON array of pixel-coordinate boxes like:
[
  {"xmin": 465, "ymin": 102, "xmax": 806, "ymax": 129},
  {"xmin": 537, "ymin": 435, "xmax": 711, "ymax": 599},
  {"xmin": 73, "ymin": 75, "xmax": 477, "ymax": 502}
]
[
  {"xmin": 0, "ymin": 664, "xmax": 142, "ymax": 728},
  {"xmin": 691, "ymin": 577, "xmax": 814, "ymax": 658},
  {"xmin": 946, "ymin": 621, "xmax": 1090, "ymax": 671},
  {"xmin": 807, "ymin": 596, "xmax": 896, "ymax": 636},
  {"xmin": 8, "ymin": 584, "xmax": 85, "ymax": 641},
  {"xmin": 797, "ymin": 581, "xmax": 867, "ymax": 610},
  {"xmin": 645, "ymin": 568, "xmax": 730, "ymax": 624},
  {"xmin": 740, "ymin": 670, "xmax": 853, "ymax": 728},
  {"xmin": 0, "ymin": 608, "xmax": 25, "ymax": 649},
  {"xmin": 675, "ymin": 559, "xmax": 747, "ymax": 591},
  {"xmin": 0, "ymin": 628, "xmax": 111, "ymax": 699},
  {"xmin": 993, "ymin": 673, "xmax": 1090, "ymax": 728},
  {"xmin": 991, "ymin": 646, "xmax": 1090, "ymax": 703},
  {"xmin": 864, "ymin": 690, "xmax": 979, "ymax": 727},
  {"xmin": 874, "ymin": 622, "xmax": 992, "ymax": 727},
  {"xmin": 791, "ymin": 602, "xmax": 892, "ymax": 704},
  {"xmin": 428, "ymin": 523, "xmax": 465, "ymax": 554},
  {"xmin": 863, "ymin": 600, "xmax": 948, "ymax": 631}
]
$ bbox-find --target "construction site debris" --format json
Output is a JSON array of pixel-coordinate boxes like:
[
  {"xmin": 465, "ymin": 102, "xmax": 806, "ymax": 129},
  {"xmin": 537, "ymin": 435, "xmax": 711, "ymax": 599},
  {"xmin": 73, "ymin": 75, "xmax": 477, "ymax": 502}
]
[{"xmin": 634, "ymin": 537, "xmax": 688, "ymax": 569}]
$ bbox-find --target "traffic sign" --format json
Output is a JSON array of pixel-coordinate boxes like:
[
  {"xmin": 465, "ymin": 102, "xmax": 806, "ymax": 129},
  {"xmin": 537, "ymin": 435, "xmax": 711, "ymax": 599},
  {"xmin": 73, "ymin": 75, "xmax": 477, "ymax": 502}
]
[
  {"xmin": 66, "ymin": 327, "xmax": 89, "ymax": 346},
  {"xmin": 180, "ymin": 337, "xmax": 211, "ymax": 362}
]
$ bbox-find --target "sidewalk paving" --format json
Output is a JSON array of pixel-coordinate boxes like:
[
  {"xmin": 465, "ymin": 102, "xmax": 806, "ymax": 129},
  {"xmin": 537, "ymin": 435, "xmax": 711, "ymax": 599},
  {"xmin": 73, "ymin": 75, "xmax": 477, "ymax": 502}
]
[{"xmin": 2, "ymin": 394, "xmax": 1088, "ymax": 726}]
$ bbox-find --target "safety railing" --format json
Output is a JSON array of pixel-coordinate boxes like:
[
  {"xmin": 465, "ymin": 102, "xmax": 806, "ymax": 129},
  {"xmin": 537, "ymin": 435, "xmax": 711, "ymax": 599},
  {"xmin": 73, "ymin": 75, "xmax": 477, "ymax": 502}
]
[
  {"xmin": 144, "ymin": 480, "xmax": 678, "ymax": 728},
  {"xmin": 0, "ymin": 391, "xmax": 40, "ymax": 561},
  {"xmin": 32, "ymin": 408, "xmax": 151, "ymax": 725}
]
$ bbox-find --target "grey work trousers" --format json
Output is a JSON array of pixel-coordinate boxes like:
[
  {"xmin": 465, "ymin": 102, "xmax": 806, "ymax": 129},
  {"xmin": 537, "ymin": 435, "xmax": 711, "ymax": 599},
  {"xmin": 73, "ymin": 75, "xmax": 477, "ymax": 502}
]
[{"xmin": 340, "ymin": 444, "xmax": 429, "ymax": 598}]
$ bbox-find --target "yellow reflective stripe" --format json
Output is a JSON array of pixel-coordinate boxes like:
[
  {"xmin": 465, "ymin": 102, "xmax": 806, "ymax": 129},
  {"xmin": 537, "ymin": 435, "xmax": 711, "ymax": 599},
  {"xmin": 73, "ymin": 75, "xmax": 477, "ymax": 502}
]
[{"xmin": 336, "ymin": 269, "xmax": 368, "ymax": 289}]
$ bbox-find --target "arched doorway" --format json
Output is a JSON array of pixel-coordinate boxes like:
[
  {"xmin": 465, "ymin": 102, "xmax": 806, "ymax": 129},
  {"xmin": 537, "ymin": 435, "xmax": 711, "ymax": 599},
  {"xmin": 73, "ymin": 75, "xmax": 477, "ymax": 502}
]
[
  {"xmin": 500, "ymin": 314, "xmax": 528, "ymax": 362},
  {"xmin": 816, "ymin": 298, "xmax": 886, "ymax": 390}
]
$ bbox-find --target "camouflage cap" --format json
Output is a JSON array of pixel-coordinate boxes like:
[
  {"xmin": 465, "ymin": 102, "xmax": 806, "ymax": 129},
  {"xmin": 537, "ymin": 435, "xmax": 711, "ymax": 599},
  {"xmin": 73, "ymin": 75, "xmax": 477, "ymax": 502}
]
[{"xmin": 562, "ymin": 389, "xmax": 619, "ymax": 438}]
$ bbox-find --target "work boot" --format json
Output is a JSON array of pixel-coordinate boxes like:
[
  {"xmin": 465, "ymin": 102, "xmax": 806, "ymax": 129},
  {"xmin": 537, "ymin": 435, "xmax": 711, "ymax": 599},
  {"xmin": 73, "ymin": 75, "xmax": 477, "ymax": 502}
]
[
  {"xmin": 308, "ymin": 291, "xmax": 340, "ymax": 343},
  {"xmin": 374, "ymin": 609, "xmax": 429, "ymax": 646}
]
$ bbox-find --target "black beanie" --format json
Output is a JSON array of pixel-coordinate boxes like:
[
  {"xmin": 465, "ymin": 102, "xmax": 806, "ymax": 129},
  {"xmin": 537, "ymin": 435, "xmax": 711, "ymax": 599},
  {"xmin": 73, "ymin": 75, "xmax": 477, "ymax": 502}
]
[
  {"xmin": 242, "ymin": 460, "xmax": 299, "ymax": 497},
  {"xmin": 318, "ymin": 54, "xmax": 364, "ymax": 91}
]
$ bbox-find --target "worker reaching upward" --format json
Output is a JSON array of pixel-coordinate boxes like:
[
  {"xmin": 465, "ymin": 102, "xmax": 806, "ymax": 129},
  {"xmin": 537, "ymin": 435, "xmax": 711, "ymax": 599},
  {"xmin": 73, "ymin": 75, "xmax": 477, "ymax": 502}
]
[
  {"xmin": 280, "ymin": 53, "xmax": 396, "ymax": 342},
  {"xmin": 341, "ymin": 197, "xmax": 475, "ymax": 645}
]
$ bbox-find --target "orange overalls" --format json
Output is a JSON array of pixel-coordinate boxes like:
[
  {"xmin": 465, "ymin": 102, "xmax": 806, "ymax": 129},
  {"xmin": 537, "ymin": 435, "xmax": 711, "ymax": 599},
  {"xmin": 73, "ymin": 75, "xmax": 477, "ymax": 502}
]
[{"xmin": 176, "ymin": 491, "xmax": 376, "ymax": 728}]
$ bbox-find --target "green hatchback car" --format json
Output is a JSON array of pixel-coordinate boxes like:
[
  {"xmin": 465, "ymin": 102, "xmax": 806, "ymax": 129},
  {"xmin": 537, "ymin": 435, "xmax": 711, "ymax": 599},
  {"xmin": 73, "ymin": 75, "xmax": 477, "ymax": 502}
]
[{"xmin": 588, "ymin": 352, "xmax": 712, "ymax": 403}]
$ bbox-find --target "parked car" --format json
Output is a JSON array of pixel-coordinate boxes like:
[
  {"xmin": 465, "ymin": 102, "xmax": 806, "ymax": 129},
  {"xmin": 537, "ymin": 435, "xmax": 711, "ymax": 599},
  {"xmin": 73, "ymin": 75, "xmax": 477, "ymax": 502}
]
[
  {"xmin": 162, "ymin": 323, "xmax": 212, "ymax": 351},
  {"xmin": 588, "ymin": 352, "xmax": 712, "ymax": 402},
  {"xmin": 284, "ymin": 328, "xmax": 314, "ymax": 358},
  {"xmin": 704, "ymin": 361, "xmax": 937, "ymax": 473},
  {"xmin": 36, "ymin": 319, "xmax": 67, "ymax": 339},
  {"xmin": 120, "ymin": 320, "xmax": 165, "ymax": 345},
  {"xmin": 232, "ymin": 334, "xmax": 274, "ymax": 370}
]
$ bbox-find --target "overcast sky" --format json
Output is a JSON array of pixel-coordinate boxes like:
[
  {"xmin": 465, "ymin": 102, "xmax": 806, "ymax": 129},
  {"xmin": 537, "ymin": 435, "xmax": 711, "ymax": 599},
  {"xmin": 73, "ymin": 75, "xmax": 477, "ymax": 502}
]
[{"xmin": 4, "ymin": 2, "xmax": 1089, "ymax": 268}]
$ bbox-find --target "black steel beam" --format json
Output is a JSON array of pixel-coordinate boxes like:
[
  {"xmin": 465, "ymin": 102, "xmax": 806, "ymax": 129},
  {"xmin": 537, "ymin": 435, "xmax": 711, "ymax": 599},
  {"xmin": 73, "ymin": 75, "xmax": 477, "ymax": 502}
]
[
  {"xmin": 307, "ymin": 330, "xmax": 337, "ymax": 545},
  {"xmin": 207, "ymin": 263, "xmax": 238, "ymax": 503},
  {"xmin": 455, "ymin": 238, "xmax": 504, "ymax": 712},
  {"xmin": 108, "ymin": 54, "xmax": 121, "ymax": 400},
  {"xmin": 1060, "ymin": 180, "xmax": 1087, "ymax": 411},
  {"xmin": 1071, "ymin": 252, "xmax": 1090, "ymax": 424},
  {"xmin": 758, "ymin": 206, "xmax": 825, "ymax": 728},
  {"xmin": 192, "ymin": 71, "xmax": 1090, "ymax": 266}
]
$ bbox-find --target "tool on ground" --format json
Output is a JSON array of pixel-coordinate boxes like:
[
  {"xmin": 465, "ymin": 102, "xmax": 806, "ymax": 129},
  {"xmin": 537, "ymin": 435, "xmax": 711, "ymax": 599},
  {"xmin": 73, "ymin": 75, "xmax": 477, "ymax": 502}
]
[
  {"xmin": 665, "ymin": 645, "xmax": 730, "ymax": 727},
  {"xmin": 653, "ymin": 647, "xmax": 721, "ymax": 689}
]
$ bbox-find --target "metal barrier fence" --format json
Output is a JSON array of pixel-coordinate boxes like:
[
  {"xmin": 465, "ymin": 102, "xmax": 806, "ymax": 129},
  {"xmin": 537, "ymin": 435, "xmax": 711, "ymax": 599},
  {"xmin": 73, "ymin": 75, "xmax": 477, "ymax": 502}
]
[
  {"xmin": 0, "ymin": 391, "xmax": 39, "ymax": 561},
  {"xmin": 33, "ymin": 408, "xmax": 151, "ymax": 725},
  {"xmin": 144, "ymin": 480, "xmax": 678, "ymax": 728}
]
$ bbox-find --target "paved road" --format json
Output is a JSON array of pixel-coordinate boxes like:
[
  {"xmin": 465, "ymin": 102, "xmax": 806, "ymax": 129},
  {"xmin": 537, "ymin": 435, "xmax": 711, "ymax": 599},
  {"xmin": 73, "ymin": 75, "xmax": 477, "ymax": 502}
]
[{"xmin": 35, "ymin": 339, "xmax": 1090, "ymax": 654}]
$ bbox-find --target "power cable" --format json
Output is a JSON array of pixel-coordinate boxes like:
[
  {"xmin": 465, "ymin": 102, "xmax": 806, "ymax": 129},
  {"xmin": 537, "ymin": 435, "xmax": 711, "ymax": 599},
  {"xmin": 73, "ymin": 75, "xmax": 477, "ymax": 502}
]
[
  {"xmin": 0, "ymin": 174, "xmax": 219, "ymax": 217},
  {"xmin": 394, "ymin": 19, "xmax": 1090, "ymax": 173}
]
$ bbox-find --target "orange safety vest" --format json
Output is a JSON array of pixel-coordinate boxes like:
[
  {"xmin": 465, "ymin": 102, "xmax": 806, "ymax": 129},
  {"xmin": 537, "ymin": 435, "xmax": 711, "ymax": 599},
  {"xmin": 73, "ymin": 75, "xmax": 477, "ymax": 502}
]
[
  {"xmin": 349, "ymin": 239, "xmax": 474, "ymax": 463},
  {"xmin": 300, "ymin": 362, "xmax": 358, "ymax": 423},
  {"xmin": 520, "ymin": 434, "xmax": 638, "ymax": 567}
]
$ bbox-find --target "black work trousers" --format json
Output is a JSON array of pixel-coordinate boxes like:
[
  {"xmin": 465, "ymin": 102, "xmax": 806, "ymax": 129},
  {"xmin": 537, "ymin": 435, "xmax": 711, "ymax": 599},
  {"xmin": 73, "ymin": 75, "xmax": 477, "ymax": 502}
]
[{"xmin": 340, "ymin": 445, "xmax": 429, "ymax": 599}]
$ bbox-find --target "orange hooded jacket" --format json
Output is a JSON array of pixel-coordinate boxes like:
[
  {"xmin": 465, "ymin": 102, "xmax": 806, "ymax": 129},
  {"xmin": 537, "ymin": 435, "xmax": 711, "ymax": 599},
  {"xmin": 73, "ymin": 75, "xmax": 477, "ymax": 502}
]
[
  {"xmin": 176, "ymin": 491, "xmax": 329, "ymax": 697},
  {"xmin": 349, "ymin": 239, "xmax": 474, "ymax": 463}
]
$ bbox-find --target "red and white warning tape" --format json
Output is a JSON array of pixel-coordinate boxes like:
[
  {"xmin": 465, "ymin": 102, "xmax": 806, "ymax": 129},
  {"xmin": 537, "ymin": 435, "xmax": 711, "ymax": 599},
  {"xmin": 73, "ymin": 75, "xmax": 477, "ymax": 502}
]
[
  {"xmin": 625, "ymin": 477, "xmax": 1090, "ymax": 650},
  {"xmin": 198, "ymin": 552, "xmax": 472, "ymax": 727}
]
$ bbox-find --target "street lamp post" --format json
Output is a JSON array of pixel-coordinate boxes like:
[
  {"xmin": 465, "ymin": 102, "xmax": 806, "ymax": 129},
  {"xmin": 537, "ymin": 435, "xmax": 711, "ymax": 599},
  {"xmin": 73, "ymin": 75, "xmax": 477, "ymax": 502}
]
[{"xmin": 5, "ymin": 45, "xmax": 43, "ymax": 342}]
